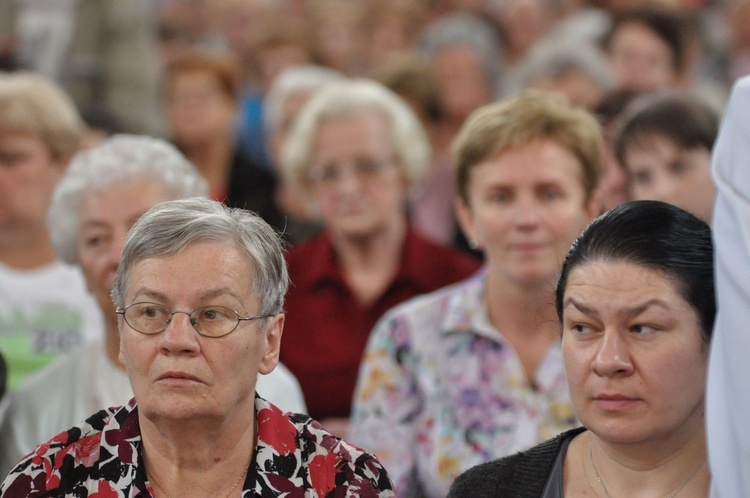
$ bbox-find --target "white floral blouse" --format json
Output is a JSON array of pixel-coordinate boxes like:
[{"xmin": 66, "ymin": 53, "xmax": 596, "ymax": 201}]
[{"xmin": 349, "ymin": 270, "xmax": 578, "ymax": 498}]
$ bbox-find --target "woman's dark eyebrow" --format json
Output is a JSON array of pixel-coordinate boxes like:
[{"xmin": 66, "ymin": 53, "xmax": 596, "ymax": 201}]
[{"xmin": 564, "ymin": 297, "xmax": 670, "ymax": 319}]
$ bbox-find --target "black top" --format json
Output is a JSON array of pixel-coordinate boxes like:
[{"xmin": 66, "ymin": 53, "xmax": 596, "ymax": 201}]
[
  {"xmin": 225, "ymin": 149, "xmax": 284, "ymax": 234},
  {"xmin": 224, "ymin": 150, "xmax": 323, "ymax": 244},
  {"xmin": 447, "ymin": 427, "xmax": 586, "ymax": 498}
]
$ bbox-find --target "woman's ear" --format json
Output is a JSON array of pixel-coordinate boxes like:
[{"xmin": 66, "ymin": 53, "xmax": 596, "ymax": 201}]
[
  {"xmin": 454, "ymin": 196, "xmax": 480, "ymax": 250},
  {"xmin": 259, "ymin": 313, "xmax": 284, "ymax": 375}
]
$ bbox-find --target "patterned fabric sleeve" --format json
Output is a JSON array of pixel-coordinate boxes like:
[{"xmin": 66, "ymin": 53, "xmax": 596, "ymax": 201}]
[
  {"xmin": 252, "ymin": 397, "xmax": 395, "ymax": 496},
  {"xmin": 350, "ymin": 309, "xmax": 422, "ymax": 495},
  {"xmin": 0, "ymin": 407, "xmax": 125, "ymax": 497}
]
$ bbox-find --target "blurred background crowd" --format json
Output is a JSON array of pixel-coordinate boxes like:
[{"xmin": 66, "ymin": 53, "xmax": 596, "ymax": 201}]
[{"xmin": 0, "ymin": 0, "xmax": 745, "ymax": 495}]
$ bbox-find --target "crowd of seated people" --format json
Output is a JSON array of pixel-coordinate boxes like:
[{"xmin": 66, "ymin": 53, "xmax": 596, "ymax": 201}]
[{"xmin": 1, "ymin": 1, "xmax": 749, "ymax": 496}]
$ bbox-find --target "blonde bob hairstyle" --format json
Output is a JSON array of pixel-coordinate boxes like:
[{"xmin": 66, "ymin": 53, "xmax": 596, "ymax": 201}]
[
  {"xmin": 0, "ymin": 71, "xmax": 83, "ymax": 160},
  {"xmin": 280, "ymin": 78, "xmax": 430, "ymax": 208},
  {"xmin": 452, "ymin": 90, "xmax": 604, "ymax": 204}
]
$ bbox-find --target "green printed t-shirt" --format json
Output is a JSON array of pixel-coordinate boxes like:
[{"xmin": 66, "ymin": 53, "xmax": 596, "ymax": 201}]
[{"xmin": 0, "ymin": 260, "xmax": 102, "ymax": 390}]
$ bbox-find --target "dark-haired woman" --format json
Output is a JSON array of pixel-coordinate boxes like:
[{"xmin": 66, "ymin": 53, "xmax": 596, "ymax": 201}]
[{"xmin": 449, "ymin": 200, "xmax": 714, "ymax": 497}]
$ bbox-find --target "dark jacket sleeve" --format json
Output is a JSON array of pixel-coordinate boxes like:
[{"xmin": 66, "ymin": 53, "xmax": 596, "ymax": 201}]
[{"xmin": 448, "ymin": 427, "xmax": 586, "ymax": 498}]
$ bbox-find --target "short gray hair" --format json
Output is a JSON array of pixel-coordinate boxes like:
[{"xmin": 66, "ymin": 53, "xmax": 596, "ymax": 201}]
[
  {"xmin": 517, "ymin": 37, "xmax": 615, "ymax": 94},
  {"xmin": 280, "ymin": 78, "xmax": 430, "ymax": 206},
  {"xmin": 47, "ymin": 134, "xmax": 208, "ymax": 264},
  {"xmin": 263, "ymin": 64, "xmax": 345, "ymax": 137},
  {"xmin": 417, "ymin": 12, "xmax": 504, "ymax": 96},
  {"xmin": 111, "ymin": 197, "xmax": 288, "ymax": 317}
]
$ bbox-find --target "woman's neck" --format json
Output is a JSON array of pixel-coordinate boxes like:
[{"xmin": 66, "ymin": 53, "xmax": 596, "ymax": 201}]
[
  {"xmin": 331, "ymin": 217, "xmax": 407, "ymax": 306},
  {"xmin": 580, "ymin": 425, "xmax": 709, "ymax": 498},
  {"xmin": 139, "ymin": 406, "xmax": 256, "ymax": 497},
  {"xmin": 0, "ymin": 225, "xmax": 57, "ymax": 269},
  {"xmin": 484, "ymin": 270, "xmax": 561, "ymax": 382}
]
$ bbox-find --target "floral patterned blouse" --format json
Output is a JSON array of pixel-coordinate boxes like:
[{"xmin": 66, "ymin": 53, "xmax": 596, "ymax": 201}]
[
  {"xmin": 349, "ymin": 270, "xmax": 578, "ymax": 498},
  {"xmin": 1, "ymin": 395, "xmax": 394, "ymax": 497}
]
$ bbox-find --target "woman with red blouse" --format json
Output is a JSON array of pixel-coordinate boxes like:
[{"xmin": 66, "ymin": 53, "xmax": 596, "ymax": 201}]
[{"xmin": 279, "ymin": 78, "xmax": 481, "ymax": 436}]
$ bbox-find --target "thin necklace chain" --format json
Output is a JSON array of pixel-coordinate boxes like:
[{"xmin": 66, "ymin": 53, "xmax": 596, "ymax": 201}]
[
  {"xmin": 588, "ymin": 434, "xmax": 708, "ymax": 498},
  {"xmin": 148, "ymin": 460, "xmax": 250, "ymax": 498}
]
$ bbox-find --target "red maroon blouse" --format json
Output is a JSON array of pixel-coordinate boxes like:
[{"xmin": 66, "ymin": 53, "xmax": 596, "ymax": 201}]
[{"xmin": 281, "ymin": 227, "xmax": 482, "ymax": 420}]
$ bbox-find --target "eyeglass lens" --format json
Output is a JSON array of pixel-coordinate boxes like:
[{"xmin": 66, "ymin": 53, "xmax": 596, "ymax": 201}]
[{"xmin": 122, "ymin": 303, "xmax": 240, "ymax": 337}]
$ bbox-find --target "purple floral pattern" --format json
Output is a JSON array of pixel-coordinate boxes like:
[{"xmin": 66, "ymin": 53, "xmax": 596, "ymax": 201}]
[{"xmin": 350, "ymin": 271, "xmax": 578, "ymax": 497}]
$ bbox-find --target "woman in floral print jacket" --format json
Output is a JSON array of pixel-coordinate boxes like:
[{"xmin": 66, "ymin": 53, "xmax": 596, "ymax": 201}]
[
  {"xmin": 1, "ymin": 396, "xmax": 391, "ymax": 497},
  {"xmin": 1, "ymin": 198, "xmax": 393, "ymax": 497}
]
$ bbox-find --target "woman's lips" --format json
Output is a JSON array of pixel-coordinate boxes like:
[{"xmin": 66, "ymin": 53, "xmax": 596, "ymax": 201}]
[
  {"xmin": 510, "ymin": 242, "xmax": 547, "ymax": 254},
  {"xmin": 593, "ymin": 394, "xmax": 640, "ymax": 411},
  {"xmin": 157, "ymin": 371, "xmax": 202, "ymax": 385}
]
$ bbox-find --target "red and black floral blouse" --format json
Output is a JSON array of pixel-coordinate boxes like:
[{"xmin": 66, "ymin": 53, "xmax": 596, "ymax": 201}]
[{"xmin": 0, "ymin": 395, "xmax": 394, "ymax": 497}]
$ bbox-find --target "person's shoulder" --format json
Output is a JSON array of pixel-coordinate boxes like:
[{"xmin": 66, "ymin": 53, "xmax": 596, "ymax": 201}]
[
  {"xmin": 255, "ymin": 401, "xmax": 394, "ymax": 494},
  {"xmin": 256, "ymin": 362, "xmax": 307, "ymax": 414},
  {"xmin": 409, "ymin": 229, "xmax": 482, "ymax": 267},
  {"xmin": 284, "ymin": 233, "xmax": 329, "ymax": 261},
  {"xmin": 404, "ymin": 229, "xmax": 483, "ymax": 285},
  {"xmin": 283, "ymin": 234, "xmax": 334, "ymax": 287},
  {"xmin": 295, "ymin": 415, "xmax": 395, "ymax": 491},
  {"xmin": 1, "ymin": 346, "xmax": 87, "ymax": 434},
  {"xmin": 448, "ymin": 427, "xmax": 585, "ymax": 498},
  {"xmin": 1, "ymin": 408, "xmax": 117, "ymax": 492},
  {"xmin": 377, "ymin": 270, "xmax": 483, "ymax": 327},
  {"xmin": 259, "ymin": 403, "xmax": 367, "ymax": 464}
]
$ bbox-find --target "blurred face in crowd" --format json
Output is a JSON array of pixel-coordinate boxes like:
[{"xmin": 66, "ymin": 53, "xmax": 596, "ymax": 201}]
[
  {"xmin": 623, "ymin": 134, "xmax": 714, "ymax": 222},
  {"xmin": 457, "ymin": 138, "xmax": 600, "ymax": 289},
  {"xmin": 608, "ymin": 21, "xmax": 678, "ymax": 92},
  {"xmin": 307, "ymin": 111, "xmax": 408, "ymax": 242},
  {"xmin": 433, "ymin": 44, "xmax": 493, "ymax": 124},
  {"xmin": 165, "ymin": 69, "xmax": 236, "ymax": 147},
  {"xmin": 77, "ymin": 179, "xmax": 176, "ymax": 322},
  {"xmin": 528, "ymin": 69, "xmax": 607, "ymax": 112},
  {"xmin": 561, "ymin": 260, "xmax": 708, "ymax": 445},
  {"xmin": 0, "ymin": 131, "xmax": 67, "ymax": 231}
]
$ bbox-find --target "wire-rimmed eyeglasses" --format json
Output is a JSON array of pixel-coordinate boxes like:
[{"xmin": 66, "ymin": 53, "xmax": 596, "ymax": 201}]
[
  {"xmin": 116, "ymin": 302, "xmax": 272, "ymax": 338},
  {"xmin": 307, "ymin": 156, "xmax": 396, "ymax": 185}
]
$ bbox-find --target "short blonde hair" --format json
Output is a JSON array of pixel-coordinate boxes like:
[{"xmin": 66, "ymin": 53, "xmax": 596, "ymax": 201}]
[
  {"xmin": 280, "ymin": 78, "xmax": 430, "ymax": 207},
  {"xmin": 452, "ymin": 91, "xmax": 604, "ymax": 203},
  {"xmin": 0, "ymin": 71, "xmax": 83, "ymax": 159}
]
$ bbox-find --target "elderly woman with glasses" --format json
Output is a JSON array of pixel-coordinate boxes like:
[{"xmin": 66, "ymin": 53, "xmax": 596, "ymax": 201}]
[
  {"xmin": 278, "ymin": 78, "xmax": 481, "ymax": 436},
  {"xmin": 0, "ymin": 135, "xmax": 306, "ymax": 478},
  {"xmin": 1, "ymin": 197, "xmax": 395, "ymax": 496}
]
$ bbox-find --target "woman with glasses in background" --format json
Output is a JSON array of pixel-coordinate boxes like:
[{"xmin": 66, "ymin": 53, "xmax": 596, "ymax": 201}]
[{"xmin": 279, "ymin": 78, "xmax": 481, "ymax": 437}]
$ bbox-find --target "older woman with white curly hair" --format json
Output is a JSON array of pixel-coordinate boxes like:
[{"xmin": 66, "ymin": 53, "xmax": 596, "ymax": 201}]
[{"xmin": 0, "ymin": 135, "xmax": 306, "ymax": 476}]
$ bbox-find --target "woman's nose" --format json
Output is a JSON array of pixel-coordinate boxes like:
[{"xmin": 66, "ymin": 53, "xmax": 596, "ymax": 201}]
[
  {"xmin": 514, "ymin": 196, "xmax": 540, "ymax": 226},
  {"xmin": 158, "ymin": 312, "xmax": 200, "ymax": 354},
  {"xmin": 592, "ymin": 330, "xmax": 634, "ymax": 377}
]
